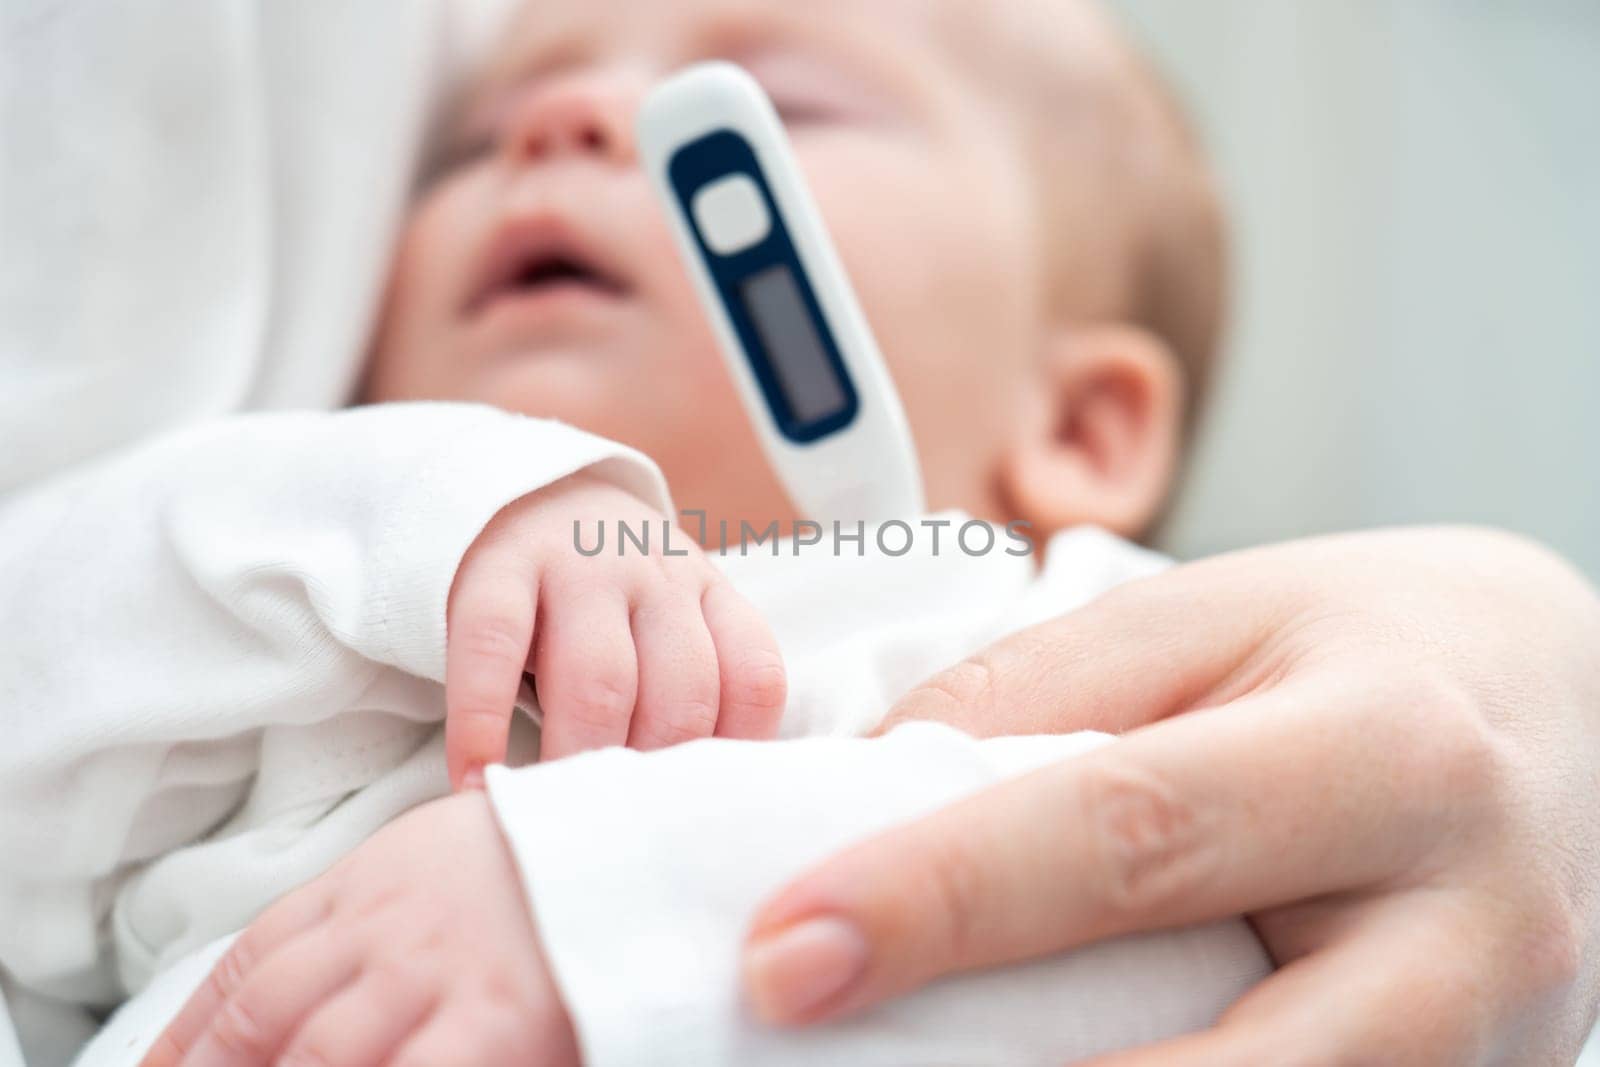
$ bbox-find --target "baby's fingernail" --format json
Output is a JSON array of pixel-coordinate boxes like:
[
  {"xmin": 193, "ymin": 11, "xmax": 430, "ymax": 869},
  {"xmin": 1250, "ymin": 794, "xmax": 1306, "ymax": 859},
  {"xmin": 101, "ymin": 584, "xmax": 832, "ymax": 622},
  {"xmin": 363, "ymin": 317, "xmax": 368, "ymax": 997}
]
[
  {"xmin": 462, "ymin": 766, "xmax": 486, "ymax": 790},
  {"xmin": 743, "ymin": 916, "xmax": 868, "ymax": 1024}
]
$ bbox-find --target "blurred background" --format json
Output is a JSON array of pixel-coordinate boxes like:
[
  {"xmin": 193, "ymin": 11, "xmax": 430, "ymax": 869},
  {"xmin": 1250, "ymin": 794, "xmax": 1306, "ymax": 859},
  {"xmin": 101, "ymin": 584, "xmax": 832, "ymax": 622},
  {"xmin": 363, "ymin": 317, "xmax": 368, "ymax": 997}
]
[{"xmin": 1106, "ymin": 0, "xmax": 1599, "ymax": 578}]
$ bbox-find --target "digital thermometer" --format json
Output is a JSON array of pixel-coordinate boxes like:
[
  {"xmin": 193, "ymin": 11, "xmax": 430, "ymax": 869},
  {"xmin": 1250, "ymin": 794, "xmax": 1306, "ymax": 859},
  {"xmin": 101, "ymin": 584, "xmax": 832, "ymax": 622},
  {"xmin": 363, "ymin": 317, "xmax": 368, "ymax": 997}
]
[{"xmin": 637, "ymin": 62, "xmax": 925, "ymax": 523}]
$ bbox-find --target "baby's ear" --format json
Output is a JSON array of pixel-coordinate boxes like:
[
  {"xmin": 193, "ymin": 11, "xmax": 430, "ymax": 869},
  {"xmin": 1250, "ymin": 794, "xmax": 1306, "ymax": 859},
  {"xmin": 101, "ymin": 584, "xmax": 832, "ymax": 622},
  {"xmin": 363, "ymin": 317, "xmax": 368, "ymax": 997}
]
[{"xmin": 997, "ymin": 325, "xmax": 1183, "ymax": 540}]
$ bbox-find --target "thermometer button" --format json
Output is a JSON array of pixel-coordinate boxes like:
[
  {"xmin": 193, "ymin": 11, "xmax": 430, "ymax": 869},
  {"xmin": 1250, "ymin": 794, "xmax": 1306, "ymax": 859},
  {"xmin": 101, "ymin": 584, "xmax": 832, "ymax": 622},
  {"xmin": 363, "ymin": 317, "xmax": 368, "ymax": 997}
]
[{"xmin": 692, "ymin": 174, "xmax": 771, "ymax": 255}]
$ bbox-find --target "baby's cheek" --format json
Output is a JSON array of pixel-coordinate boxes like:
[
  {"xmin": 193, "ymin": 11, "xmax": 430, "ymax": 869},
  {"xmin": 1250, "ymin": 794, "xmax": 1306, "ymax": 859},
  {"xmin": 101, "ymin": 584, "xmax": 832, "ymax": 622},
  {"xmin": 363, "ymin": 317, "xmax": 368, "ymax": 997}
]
[
  {"xmin": 829, "ymin": 172, "xmax": 1038, "ymax": 507},
  {"xmin": 370, "ymin": 175, "xmax": 497, "ymax": 401},
  {"xmin": 407, "ymin": 176, "xmax": 494, "ymax": 314},
  {"xmin": 819, "ymin": 140, "xmax": 1035, "ymax": 359}
]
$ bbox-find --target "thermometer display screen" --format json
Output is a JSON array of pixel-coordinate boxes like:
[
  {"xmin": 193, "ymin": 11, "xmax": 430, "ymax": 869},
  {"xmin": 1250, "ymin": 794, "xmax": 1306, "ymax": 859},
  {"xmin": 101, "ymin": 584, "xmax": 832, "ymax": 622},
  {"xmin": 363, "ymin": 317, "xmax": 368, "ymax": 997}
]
[
  {"xmin": 739, "ymin": 264, "xmax": 850, "ymax": 425},
  {"xmin": 667, "ymin": 127, "xmax": 859, "ymax": 442}
]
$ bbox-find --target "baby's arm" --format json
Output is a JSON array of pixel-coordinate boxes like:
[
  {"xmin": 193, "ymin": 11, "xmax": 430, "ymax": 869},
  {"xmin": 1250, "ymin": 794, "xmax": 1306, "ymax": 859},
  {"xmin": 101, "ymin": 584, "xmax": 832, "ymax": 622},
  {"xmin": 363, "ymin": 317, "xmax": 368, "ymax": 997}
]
[
  {"xmin": 143, "ymin": 726, "xmax": 1269, "ymax": 1067},
  {"xmin": 444, "ymin": 471, "xmax": 785, "ymax": 788},
  {"xmin": 0, "ymin": 401, "xmax": 667, "ymax": 1042}
]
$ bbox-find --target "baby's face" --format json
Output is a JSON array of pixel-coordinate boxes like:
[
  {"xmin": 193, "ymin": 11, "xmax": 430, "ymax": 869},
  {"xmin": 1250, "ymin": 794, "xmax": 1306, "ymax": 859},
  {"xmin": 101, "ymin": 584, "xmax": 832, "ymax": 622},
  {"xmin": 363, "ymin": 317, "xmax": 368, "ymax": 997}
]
[{"xmin": 367, "ymin": 0, "xmax": 1056, "ymax": 527}]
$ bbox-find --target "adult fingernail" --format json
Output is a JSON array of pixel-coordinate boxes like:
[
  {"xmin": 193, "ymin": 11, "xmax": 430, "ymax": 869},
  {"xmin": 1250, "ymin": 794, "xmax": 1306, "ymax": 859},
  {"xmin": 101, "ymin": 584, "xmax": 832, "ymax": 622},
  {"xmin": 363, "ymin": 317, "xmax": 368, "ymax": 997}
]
[
  {"xmin": 743, "ymin": 916, "xmax": 869, "ymax": 1023},
  {"xmin": 462, "ymin": 766, "xmax": 486, "ymax": 791}
]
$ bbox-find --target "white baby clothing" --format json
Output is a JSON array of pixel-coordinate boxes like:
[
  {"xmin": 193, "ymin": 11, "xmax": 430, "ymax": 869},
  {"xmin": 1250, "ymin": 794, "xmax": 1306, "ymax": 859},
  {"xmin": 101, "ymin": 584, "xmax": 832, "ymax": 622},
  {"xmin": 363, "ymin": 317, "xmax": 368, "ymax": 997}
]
[{"xmin": 59, "ymin": 524, "xmax": 1271, "ymax": 1067}]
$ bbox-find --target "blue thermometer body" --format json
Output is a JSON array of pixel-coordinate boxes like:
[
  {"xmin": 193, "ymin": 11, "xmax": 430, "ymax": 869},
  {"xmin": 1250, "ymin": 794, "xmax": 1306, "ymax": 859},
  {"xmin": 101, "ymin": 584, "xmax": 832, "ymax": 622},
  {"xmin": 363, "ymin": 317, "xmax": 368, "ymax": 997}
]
[{"xmin": 637, "ymin": 62, "xmax": 925, "ymax": 523}]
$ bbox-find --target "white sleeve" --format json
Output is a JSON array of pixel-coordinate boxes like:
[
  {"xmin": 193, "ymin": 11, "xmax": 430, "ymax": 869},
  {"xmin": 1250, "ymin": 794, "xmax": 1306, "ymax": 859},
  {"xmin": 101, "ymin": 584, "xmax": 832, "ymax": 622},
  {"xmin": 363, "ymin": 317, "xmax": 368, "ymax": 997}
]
[
  {"xmin": 485, "ymin": 723, "xmax": 1271, "ymax": 1067},
  {"xmin": 0, "ymin": 401, "xmax": 667, "ymax": 1036}
]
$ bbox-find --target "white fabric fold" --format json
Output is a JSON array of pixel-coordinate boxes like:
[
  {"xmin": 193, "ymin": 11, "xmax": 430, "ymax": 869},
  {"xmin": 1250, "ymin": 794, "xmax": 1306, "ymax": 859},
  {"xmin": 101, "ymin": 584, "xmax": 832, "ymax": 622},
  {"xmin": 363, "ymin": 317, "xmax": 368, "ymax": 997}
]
[
  {"xmin": 477, "ymin": 526, "xmax": 1269, "ymax": 1066},
  {"xmin": 1, "ymin": 2, "xmax": 523, "ymax": 1059},
  {"xmin": 0, "ymin": 404, "xmax": 667, "ymax": 1063},
  {"xmin": 0, "ymin": 0, "xmax": 516, "ymax": 490},
  {"xmin": 486, "ymin": 724, "xmax": 1271, "ymax": 1067}
]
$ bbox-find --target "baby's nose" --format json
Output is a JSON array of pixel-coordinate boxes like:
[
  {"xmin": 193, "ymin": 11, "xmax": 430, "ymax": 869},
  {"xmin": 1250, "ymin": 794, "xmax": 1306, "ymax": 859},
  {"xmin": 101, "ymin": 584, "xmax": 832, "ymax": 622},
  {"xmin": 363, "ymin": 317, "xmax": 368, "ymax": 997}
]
[{"xmin": 500, "ymin": 68, "xmax": 646, "ymax": 168}]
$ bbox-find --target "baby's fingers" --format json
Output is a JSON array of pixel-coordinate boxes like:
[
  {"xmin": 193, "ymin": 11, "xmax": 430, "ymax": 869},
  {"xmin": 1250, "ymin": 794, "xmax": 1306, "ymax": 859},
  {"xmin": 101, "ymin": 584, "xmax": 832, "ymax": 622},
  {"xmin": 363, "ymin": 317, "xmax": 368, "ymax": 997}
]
[
  {"xmin": 703, "ymin": 579, "xmax": 786, "ymax": 740},
  {"xmin": 629, "ymin": 588, "xmax": 720, "ymax": 750},
  {"xmin": 446, "ymin": 556, "xmax": 537, "ymax": 789},
  {"xmin": 140, "ymin": 887, "xmax": 331, "ymax": 1067},
  {"xmin": 534, "ymin": 584, "xmax": 637, "ymax": 760},
  {"xmin": 388, "ymin": 992, "xmax": 579, "ymax": 1067},
  {"xmin": 179, "ymin": 933, "xmax": 364, "ymax": 1067},
  {"xmin": 276, "ymin": 956, "xmax": 439, "ymax": 1067}
]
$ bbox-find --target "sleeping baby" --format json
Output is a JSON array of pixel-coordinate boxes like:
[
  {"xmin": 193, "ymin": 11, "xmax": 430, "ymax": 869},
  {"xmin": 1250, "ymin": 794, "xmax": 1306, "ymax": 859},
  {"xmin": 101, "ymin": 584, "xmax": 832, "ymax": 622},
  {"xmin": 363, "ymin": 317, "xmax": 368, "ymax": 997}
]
[
  {"xmin": 365, "ymin": 0, "xmax": 1228, "ymax": 790},
  {"xmin": 2, "ymin": 1, "xmax": 1269, "ymax": 1065}
]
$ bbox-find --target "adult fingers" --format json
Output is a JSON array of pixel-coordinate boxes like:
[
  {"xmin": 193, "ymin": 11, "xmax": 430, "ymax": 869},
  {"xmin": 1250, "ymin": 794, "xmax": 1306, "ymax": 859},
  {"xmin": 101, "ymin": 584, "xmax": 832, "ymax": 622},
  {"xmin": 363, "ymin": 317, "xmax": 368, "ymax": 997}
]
[
  {"xmin": 626, "ymin": 588, "xmax": 720, "ymax": 750},
  {"xmin": 874, "ymin": 554, "xmax": 1307, "ymax": 739},
  {"xmin": 533, "ymin": 583, "xmax": 636, "ymax": 761},
  {"xmin": 1076, "ymin": 896, "xmax": 1511, "ymax": 1067},
  {"xmin": 701, "ymin": 579, "xmax": 787, "ymax": 740},
  {"xmin": 140, "ymin": 887, "xmax": 332, "ymax": 1066},
  {"xmin": 743, "ymin": 669, "xmax": 1496, "ymax": 1025},
  {"xmin": 446, "ymin": 552, "xmax": 537, "ymax": 788}
]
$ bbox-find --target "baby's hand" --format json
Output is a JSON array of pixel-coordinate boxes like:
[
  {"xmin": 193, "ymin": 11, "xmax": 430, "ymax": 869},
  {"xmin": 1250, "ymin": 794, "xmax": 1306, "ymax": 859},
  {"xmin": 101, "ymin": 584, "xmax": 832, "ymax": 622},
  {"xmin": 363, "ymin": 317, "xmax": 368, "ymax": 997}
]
[
  {"xmin": 140, "ymin": 792, "xmax": 577, "ymax": 1067},
  {"xmin": 446, "ymin": 472, "xmax": 786, "ymax": 788}
]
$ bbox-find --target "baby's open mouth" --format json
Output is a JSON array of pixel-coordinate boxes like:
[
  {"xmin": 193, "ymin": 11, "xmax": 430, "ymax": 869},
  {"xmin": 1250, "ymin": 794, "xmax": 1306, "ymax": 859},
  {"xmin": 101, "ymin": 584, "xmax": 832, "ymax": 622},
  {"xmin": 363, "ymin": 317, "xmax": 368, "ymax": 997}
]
[
  {"xmin": 465, "ymin": 218, "xmax": 629, "ymax": 319},
  {"xmin": 514, "ymin": 255, "xmax": 604, "ymax": 289}
]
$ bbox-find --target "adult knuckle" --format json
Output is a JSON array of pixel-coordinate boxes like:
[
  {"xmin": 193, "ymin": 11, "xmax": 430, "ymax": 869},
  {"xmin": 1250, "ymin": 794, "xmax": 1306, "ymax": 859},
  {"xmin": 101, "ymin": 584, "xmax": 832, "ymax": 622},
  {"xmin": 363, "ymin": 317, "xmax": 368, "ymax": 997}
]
[
  {"xmin": 1529, "ymin": 924, "xmax": 1584, "ymax": 1002},
  {"xmin": 901, "ymin": 655, "xmax": 998, "ymax": 724},
  {"xmin": 1383, "ymin": 671, "xmax": 1504, "ymax": 801},
  {"xmin": 1079, "ymin": 757, "xmax": 1212, "ymax": 921},
  {"xmin": 919, "ymin": 832, "xmax": 991, "ymax": 964},
  {"xmin": 1513, "ymin": 892, "xmax": 1585, "ymax": 997}
]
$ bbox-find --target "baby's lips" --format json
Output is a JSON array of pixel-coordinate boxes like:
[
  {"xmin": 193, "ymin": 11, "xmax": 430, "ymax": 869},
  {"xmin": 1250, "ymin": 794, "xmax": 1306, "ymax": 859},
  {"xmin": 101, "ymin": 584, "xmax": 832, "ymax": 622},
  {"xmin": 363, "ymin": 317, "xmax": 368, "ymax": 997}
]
[{"xmin": 463, "ymin": 211, "xmax": 631, "ymax": 317}]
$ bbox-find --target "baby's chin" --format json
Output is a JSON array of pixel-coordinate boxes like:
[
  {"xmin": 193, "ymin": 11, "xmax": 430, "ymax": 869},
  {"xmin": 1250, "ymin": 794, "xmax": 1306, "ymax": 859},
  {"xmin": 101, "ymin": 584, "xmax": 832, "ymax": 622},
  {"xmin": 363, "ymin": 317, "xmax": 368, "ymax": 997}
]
[
  {"xmin": 462, "ymin": 349, "xmax": 647, "ymax": 414},
  {"xmin": 365, "ymin": 328, "xmax": 626, "ymax": 405}
]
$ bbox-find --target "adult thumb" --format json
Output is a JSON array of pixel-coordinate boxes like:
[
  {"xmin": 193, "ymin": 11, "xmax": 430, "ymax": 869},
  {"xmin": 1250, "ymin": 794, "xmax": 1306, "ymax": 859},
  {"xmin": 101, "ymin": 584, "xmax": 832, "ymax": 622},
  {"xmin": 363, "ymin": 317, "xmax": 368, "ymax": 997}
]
[{"xmin": 872, "ymin": 551, "xmax": 1295, "ymax": 739}]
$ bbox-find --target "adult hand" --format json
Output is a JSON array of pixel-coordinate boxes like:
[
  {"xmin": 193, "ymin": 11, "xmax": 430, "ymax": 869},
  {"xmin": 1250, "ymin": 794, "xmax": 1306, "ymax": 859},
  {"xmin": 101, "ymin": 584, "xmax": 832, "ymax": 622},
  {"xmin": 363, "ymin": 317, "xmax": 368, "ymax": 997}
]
[{"xmin": 742, "ymin": 527, "xmax": 1600, "ymax": 1064}]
